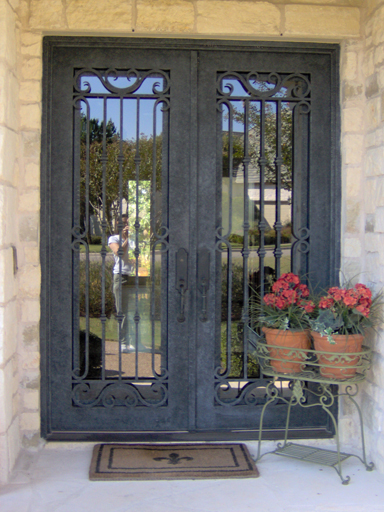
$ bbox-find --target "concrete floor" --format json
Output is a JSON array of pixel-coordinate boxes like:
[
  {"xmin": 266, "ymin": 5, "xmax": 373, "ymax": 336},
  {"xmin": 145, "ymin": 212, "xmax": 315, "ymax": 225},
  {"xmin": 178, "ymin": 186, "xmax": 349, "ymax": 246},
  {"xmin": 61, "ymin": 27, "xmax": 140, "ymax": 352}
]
[{"xmin": 1, "ymin": 440, "xmax": 384, "ymax": 512}]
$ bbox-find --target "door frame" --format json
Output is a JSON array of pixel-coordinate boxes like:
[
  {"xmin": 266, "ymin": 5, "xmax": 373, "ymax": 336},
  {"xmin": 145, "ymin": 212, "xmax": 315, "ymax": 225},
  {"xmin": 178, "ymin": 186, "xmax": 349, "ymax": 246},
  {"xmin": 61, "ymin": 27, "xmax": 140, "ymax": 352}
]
[{"xmin": 40, "ymin": 36, "xmax": 340, "ymax": 441}]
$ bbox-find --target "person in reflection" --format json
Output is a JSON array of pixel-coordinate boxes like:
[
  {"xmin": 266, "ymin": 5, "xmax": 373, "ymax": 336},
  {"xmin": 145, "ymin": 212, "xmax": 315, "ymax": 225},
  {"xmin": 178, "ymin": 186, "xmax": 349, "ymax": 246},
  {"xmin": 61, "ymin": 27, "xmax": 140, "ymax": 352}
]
[{"xmin": 108, "ymin": 214, "xmax": 149, "ymax": 353}]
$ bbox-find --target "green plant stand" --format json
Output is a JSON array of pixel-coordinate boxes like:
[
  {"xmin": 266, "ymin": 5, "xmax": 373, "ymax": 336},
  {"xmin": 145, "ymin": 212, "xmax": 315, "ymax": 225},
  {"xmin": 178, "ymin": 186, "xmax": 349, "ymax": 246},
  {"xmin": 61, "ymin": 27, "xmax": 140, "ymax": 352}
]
[{"xmin": 249, "ymin": 331, "xmax": 374, "ymax": 484}]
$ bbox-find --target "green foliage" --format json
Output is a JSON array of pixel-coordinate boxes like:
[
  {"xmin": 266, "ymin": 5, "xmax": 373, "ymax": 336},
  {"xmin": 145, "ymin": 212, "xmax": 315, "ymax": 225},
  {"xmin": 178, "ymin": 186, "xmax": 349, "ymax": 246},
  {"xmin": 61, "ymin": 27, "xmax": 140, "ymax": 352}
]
[
  {"xmin": 220, "ymin": 322, "xmax": 259, "ymax": 379},
  {"xmin": 79, "ymin": 259, "xmax": 115, "ymax": 318},
  {"xmin": 221, "ymin": 263, "xmax": 244, "ymax": 322},
  {"xmin": 231, "ymin": 103, "xmax": 293, "ymax": 190}
]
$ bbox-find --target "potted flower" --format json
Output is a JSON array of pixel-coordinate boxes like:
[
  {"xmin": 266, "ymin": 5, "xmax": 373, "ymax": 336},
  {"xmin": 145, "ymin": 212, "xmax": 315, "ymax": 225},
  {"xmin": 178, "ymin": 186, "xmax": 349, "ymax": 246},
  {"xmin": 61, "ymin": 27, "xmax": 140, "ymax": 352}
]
[
  {"xmin": 310, "ymin": 282, "xmax": 382, "ymax": 379},
  {"xmin": 250, "ymin": 273, "xmax": 315, "ymax": 373}
]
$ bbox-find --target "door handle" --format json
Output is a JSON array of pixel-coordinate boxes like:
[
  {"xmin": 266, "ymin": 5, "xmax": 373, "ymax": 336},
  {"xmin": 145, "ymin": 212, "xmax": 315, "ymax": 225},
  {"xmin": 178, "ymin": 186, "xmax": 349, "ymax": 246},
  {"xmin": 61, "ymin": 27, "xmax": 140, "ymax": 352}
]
[
  {"xmin": 176, "ymin": 248, "xmax": 188, "ymax": 323},
  {"xmin": 198, "ymin": 248, "xmax": 210, "ymax": 322}
]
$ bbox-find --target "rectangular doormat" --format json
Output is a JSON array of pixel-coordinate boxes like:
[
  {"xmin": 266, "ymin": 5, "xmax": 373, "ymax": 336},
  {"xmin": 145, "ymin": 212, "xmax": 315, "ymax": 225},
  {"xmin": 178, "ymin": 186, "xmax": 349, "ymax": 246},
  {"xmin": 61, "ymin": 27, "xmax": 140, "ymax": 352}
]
[{"xmin": 89, "ymin": 443, "xmax": 259, "ymax": 480}]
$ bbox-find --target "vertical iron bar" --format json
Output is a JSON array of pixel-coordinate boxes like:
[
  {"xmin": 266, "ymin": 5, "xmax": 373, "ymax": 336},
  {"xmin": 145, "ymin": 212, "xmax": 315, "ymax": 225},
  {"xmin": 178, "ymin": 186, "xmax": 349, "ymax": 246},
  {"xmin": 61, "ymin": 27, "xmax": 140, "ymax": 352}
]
[
  {"xmin": 84, "ymin": 101, "xmax": 91, "ymax": 379},
  {"xmin": 242, "ymin": 99, "xmax": 250, "ymax": 381},
  {"xmin": 258, "ymin": 100, "xmax": 266, "ymax": 295},
  {"xmin": 226, "ymin": 101, "xmax": 233, "ymax": 375},
  {"xmin": 134, "ymin": 97, "xmax": 141, "ymax": 380},
  {"xmin": 116, "ymin": 95, "xmax": 123, "ymax": 379},
  {"xmin": 100, "ymin": 97, "xmax": 108, "ymax": 381},
  {"xmin": 274, "ymin": 100, "xmax": 283, "ymax": 279},
  {"xmin": 151, "ymin": 99, "xmax": 157, "ymax": 374}
]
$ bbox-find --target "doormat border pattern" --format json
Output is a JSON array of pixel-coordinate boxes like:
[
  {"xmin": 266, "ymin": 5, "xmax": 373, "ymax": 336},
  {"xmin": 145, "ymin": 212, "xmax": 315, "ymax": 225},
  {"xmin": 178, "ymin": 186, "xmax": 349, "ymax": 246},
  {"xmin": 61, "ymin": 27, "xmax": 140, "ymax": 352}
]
[{"xmin": 89, "ymin": 443, "xmax": 259, "ymax": 480}]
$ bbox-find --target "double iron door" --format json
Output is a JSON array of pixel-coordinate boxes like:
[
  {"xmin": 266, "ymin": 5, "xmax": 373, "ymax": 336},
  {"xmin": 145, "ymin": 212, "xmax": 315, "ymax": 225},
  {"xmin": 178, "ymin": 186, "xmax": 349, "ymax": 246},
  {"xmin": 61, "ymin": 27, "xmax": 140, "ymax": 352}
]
[{"xmin": 41, "ymin": 38, "xmax": 340, "ymax": 439}]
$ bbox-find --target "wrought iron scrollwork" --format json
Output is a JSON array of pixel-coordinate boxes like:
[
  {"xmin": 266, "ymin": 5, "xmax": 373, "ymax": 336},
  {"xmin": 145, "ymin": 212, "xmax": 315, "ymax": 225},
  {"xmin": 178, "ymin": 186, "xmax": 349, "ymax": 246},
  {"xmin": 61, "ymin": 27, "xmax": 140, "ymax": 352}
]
[
  {"xmin": 217, "ymin": 72, "xmax": 311, "ymax": 100},
  {"xmin": 72, "ymin": 381, "xmax": 168, "ymax": 408}
]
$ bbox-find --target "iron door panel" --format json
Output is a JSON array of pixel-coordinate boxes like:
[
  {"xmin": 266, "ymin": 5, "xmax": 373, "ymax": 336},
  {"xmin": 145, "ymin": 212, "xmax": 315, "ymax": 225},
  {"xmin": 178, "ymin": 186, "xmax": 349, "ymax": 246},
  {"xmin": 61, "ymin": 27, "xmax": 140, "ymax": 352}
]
[
  {"xmin": 43, "ymin": 44, "xmax": 194, "ymax": 433},
  {"xmin": 195, "ymin": 49, "xmax": 339, "ymax": 431}
]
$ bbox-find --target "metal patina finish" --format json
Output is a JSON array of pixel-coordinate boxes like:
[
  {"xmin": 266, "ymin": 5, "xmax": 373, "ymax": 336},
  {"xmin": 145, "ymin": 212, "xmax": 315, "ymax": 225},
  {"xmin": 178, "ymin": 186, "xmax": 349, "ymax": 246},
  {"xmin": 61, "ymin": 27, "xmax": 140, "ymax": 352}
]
[{"xmin": 41, "ymin": 38, "xmax": 341, "ymax": 441}]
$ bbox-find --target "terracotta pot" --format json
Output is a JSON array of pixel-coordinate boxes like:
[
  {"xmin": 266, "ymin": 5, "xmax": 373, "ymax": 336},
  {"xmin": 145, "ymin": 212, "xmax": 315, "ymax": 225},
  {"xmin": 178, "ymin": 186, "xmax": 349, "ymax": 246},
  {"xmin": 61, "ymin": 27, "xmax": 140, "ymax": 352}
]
[
  {"xmin": 311, "ymin": 331, "xmax": 364, "ymax": 380},
  {"xmin": 262, "ymin": 327, "xmax": 310, "ymax": 373}
]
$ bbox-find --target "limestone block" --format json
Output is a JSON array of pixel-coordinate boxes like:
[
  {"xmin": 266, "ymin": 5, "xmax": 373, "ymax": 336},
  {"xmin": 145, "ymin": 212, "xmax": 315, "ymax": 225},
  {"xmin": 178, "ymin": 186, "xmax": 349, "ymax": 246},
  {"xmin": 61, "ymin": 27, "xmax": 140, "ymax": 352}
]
[
  {"xmin": 197, "ymin": 1, "xmax": 280, "ymax": 35},
  {"xmin": 0, "ymin": 66, "xmax": 18, "ymax": 131},
  {"xmin": 0, "ymin": 126, "xmax": 18, "ymax": 185},
  {"xmin": 24, "ymin": 162, "xmax": 40, "ymax": 188},
  {"xmin": 21, "ymin": 132, "xmax": 40, "ymax": 159},
  {"xmin": 379, "ymin": 69, "xmax": 384, "ymax": 89},
  {"xmin": 363, "ymin": 48, "xmax": 375, "ymax": 79},
  {"xmin": 21, "ymin": 32, "xmax": 42, "ymax": 57},
  {"xmin": 366, "ymin": 252, "xmax": 381, "ymax": 281},
  {"xmin": 20, "ymin": 104, "xmax": 41, "ymax": 131},
  {"xmin": 342, "ymin": 52, "xmax": 357, "ymax": 82},
  {"xmin": 365, "ymin": 214, "xmax": 375, "ymax": 233},
  {"xmin": 19, "ymin": 190, "xmax": 39, "ymax": 212},
  {"xmin": 374, "ymin": 44, "xmax": 384, "ymax": 67},
  {"xmin": 372, "ymin": 5, "xmax": 384, "ymax": 46},
  {"xmin": 375, "ymin": 207, "xmax": 384, "ymax": 233},
  {"xmin": 344, "ymin": 134, "xmax": 363, "ymax": 165},
  {"xmin": 366, "ymin": 146, "xmax": 384, "ymax": 176},
  {"xmin": 5, "ymin": 418, "xmax": 20, "ymax": 482},
  {"xmin": 22, "ymin": 323, "xmax": 39, "ymax": 347},
  {"xmin": 367, "ymin": 97, "xmax": 380, "ymax": 131},
  {"xmin": 365, "ymin": 232, "xmax": 380, "ymax": 253},
  {"xmin": 22, "ymin": 390, "xmax": 39, "ymax": 411},
  {"xmin": 29, "ymin": 0, "xmax": 64, "ymax": 29},
  {"xmin": 382, "ymin": 92, "xmax": 384, "ymax": 123},
  {"xmin": 0, "ymin": 185, "xmax": 17, "ymax": 246},
  {"xmin": 22, "ymin": 432, "xmax": 40, "ymax": 449},
  {"xmin": 343, "ymin": 237, "xmax": 361, "ymax": 258},
  {"xmin": 285, "ymin": 5, "xmax": 360, "ymax": 38},
  {"xmin": 24, "ymin": 246, "xmax": 39, "ymax": 264},
  {"xmin": 20, "ymin": 351, "xmax": 40, "ymax": 370},
  {"xmin": 18, "ymin": 265, "xmax": 41, "ymax": 298},
  {"xmin": 342, "ymin": 107, "xmax": 363, "ymax": 132},
  {"xmin": 19, "ymin": 214, "xmax": 38, "ymax": 242},
  {"xmin": 0, "ymin": 1, "xmax": 17, "ymax": 69},
  {"xmin": 346, "ymin": 167, "xmax": 361, "ymax": 197},
  {"xmin": 366, "ymin": 73, "xmax": 379, "ymax": 99},
  {"xmin": 21, "ymin": 58, "xmax": 42, "ymax": 81},
  {"xmin": 20, "ymin": 81, "xmax": 41, "ymax": 103},
  {"xmin": 342, "ymin": 81, "xmax": 363, "ymax": 100},
  {"xmin": 21, "ymin": 300, "xmax": 40, "ymax": 323},
  {"xmin": 137, "ymin": 0, "xmax": 194, "ymax": 33},
  {"xmin": 346, "ymin": 199, "xmax": 360, "ymax": 233},
  {"xmin": 0, "ymin": 301, "xmax": 18, "ymax": 366},
  {"xmin": 66, "ymin": 0, "xmax": 132, "ymax": 30},
  {"xmin": 0, "ymin": 433, "xmax": 9, "ymax": 484},
  {"xmin": 20, "ymin": 412, "xmax": 40, "ymax": 431},
  {"xmin": 0, "ymin": 361, "xmax": 15, "ymax": 433},
  {"xmin": 0, "ymin": 247, "xmax": 16, "ymax": 303}
]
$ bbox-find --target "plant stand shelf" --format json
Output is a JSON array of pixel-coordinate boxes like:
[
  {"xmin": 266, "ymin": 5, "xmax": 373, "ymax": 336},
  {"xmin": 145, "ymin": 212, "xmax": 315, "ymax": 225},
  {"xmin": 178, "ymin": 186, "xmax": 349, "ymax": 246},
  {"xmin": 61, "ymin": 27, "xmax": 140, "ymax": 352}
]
[{"xmin": 249, "ymin": 331, "xmax": 374, "ymax": 484}]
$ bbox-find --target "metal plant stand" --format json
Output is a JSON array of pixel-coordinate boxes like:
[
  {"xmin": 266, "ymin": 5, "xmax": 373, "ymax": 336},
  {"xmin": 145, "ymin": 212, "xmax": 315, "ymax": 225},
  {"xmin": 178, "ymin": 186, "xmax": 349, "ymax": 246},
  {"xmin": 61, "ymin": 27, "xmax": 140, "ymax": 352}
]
[{"xmin": 250, "ymin": 332, "xmax": 374, "ymax": 484}]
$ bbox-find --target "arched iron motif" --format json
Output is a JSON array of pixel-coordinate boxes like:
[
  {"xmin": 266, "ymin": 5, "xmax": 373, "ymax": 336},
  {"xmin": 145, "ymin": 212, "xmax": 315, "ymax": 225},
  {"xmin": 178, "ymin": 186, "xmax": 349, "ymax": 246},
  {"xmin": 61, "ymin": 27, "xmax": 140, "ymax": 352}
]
[{"xmin": 72, "ymin": 68, "xmax": 170, "ymax": 406}]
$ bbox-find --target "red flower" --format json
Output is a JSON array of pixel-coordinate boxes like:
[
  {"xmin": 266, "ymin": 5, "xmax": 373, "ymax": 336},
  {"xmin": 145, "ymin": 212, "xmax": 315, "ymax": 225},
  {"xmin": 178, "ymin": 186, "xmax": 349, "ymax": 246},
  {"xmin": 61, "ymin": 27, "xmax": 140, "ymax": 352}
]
[
  {"xmin": 281, "ymin": 289, "xmax": 297, "ymax": 304},
  {"xmin": 319, "ymin": 297, "xmax": 334, "ymax": 309},
  {"xmin": 294, "ymin": 283, "xmax": 310, "ymax": 298},
  {"xmin": 355, "ymin": 305, "xmax": 369, "ymax": 317},
  {"xmin": 342, "ymin": 290, "xmax": 359, "ymax": 307},
  {"xmin": 280, "ymin": 273, "xmax": 300, "ymax": 285},
  {"xmin": 328, "ymin": 287, "xmax": 346, "ymax": 301},
  {"xmin": 272, "ymin": 280, "xmax": 289, "ymax": 293},
  {"xmin": 355, "ymin": 283, "xmax": 372, "ymax": 299}
]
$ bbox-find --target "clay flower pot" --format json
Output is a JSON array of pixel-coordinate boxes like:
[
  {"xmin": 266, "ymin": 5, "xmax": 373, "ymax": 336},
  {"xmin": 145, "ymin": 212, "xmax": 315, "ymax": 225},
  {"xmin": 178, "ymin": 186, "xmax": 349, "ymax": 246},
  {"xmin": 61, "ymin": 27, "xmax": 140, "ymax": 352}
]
[
  {"xmin": 262, "ymin": 327, "xmax": 310, "ymax": 373},
  {"xmin": 311, "ymin": 331, "xmax": 364, "ymax": 380}
]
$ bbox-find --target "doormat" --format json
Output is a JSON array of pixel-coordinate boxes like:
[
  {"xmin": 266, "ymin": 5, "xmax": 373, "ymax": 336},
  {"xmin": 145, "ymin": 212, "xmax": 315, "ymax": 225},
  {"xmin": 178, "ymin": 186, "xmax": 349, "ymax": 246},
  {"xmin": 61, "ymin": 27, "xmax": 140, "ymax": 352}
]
[{"xmin": 89, "ymin": 443, "xmax": 259, "ymax": 480}]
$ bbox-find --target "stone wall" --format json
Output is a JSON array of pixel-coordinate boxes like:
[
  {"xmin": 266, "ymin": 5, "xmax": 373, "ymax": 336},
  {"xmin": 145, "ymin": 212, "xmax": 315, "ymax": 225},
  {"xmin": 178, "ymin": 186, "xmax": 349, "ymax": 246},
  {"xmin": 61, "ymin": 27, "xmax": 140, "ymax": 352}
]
[
  {"xmin": 0, "ymin": 0, "xmax": 21, "ymax": 485},
  {"xmin": 3, "ymin": 0, "xmax": 384, "ymax": 484},
  {"xmin": 355, "ymin": 0, "xmax": 384, "ymax": 473}
]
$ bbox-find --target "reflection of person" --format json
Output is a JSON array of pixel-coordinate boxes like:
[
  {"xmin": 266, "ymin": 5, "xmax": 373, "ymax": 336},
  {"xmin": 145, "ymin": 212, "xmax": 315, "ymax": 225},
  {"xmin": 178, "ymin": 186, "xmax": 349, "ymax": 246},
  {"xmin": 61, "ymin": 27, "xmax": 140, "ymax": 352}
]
[{"xmin": 108, "ymin": 214, "xmax": 149, "ymax": 353}]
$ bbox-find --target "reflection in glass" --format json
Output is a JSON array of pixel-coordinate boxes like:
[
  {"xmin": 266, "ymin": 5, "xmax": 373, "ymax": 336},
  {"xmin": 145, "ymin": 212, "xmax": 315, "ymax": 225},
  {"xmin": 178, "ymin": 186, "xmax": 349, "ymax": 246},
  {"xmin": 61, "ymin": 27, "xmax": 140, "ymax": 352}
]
[
  {"xmin": 218, "ymin": 74, "xmax": 294, "ymax": 388},
  {"xmin": 74, "ymin": 71, "xmax": 168, "ymax": 392}
]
